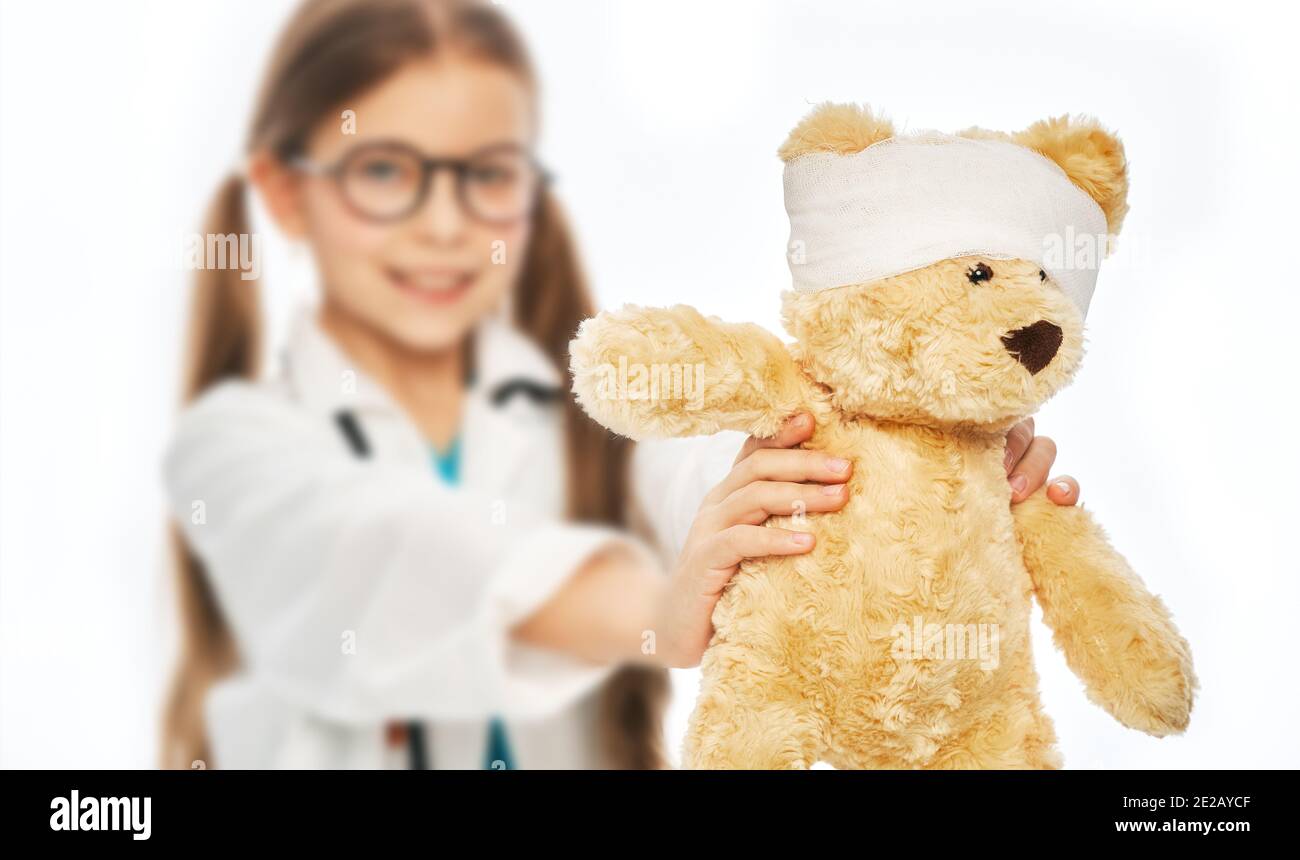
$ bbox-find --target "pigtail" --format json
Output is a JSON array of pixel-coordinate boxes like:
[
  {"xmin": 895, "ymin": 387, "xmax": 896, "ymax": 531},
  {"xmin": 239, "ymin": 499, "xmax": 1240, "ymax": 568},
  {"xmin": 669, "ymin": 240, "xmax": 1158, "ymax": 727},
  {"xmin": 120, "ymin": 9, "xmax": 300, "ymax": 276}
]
[
  {"xmin": 160, "ymin": 172, "xmax": 258, "ymax": 769},
  {"xmin": 180, "ymin": 173, "xmax": 262, "ymax": 402},
  {"xmin": 517, "ymin": 190, "xmax": 672, "ymax": 769}
]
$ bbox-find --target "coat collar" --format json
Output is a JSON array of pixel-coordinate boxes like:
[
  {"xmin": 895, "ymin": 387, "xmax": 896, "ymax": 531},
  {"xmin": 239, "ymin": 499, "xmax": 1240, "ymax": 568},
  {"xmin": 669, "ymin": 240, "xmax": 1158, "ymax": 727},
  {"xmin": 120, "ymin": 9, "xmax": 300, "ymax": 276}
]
[
  {"xmin": 280, "ymin": 306, "xmax": 563, "ymax": 420},
  {"xmin": 278, "ymin": 306, "xmax": 566, "ymax": 493}
]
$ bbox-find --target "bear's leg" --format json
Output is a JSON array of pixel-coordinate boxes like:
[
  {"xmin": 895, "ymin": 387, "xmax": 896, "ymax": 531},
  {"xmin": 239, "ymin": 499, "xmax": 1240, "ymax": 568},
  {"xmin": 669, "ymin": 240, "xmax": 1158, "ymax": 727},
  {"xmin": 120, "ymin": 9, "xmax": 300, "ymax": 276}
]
[
  {"xmin": 931, "ymin": 688, "xmax": 1062, "ymax": 769},
  {"xmin": 681, "ymin": 671, "xmax": 827, "ymax": 769}
]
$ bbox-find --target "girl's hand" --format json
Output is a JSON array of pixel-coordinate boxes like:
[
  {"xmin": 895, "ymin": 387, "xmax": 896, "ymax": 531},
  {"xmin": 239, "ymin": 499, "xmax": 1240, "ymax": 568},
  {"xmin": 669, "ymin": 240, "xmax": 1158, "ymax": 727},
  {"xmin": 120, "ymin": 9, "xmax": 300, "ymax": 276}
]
[
  {"xmin": 652, "ymin": 412, "xmax": 848, "ymax": 668},
  {"xmin": 1004, "ymin": 417, "xmax": 1080, "ymax": 505}
]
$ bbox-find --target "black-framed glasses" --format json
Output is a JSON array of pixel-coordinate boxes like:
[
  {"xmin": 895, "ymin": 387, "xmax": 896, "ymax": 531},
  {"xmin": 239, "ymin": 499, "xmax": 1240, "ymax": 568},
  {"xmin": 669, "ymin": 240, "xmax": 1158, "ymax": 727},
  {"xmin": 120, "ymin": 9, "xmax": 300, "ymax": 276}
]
[{"xmin": 291, "ymin": 140, "xmax": 552, "ymax": 225}]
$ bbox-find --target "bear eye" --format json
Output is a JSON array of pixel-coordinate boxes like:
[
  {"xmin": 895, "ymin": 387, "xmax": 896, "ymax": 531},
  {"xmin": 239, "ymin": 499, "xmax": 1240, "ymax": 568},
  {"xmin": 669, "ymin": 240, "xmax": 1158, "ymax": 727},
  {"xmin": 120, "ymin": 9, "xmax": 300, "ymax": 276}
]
[
  {"xmin": 967, "ymin": 263, "xmax": 993, "ymax": 284},
  {"xmin": 1039, "ymin": 269, "xmax": 1047, "ymax": 282}
]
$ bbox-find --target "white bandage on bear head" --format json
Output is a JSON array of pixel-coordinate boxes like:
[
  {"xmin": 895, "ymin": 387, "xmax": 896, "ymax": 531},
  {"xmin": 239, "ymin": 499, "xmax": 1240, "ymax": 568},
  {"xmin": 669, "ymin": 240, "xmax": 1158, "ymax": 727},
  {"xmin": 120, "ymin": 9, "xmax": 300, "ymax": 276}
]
[{"xmin": 783, "ymin": 132, "xmax": 1110, "ymax": 319}]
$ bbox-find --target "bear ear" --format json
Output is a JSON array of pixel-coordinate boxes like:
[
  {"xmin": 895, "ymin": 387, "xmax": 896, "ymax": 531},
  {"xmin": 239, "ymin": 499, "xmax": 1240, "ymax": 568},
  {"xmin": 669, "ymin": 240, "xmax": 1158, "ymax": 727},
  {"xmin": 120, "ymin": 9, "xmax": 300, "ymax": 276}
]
[
  {"xmin": 1013, "ymin": 115, "xmax": 1129, "ymax": 237},
  {"xmin": 778, "ymin": 102, "xmax": 895, "ymax": 162}
]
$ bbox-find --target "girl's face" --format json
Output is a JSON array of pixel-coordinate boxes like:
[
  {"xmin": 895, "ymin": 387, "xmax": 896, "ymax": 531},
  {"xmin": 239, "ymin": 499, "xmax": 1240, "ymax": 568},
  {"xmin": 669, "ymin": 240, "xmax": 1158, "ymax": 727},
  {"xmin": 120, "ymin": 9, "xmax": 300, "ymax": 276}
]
[{"xmin": 291, "ymin": 57, "xmax": 535, "ymax": 353}]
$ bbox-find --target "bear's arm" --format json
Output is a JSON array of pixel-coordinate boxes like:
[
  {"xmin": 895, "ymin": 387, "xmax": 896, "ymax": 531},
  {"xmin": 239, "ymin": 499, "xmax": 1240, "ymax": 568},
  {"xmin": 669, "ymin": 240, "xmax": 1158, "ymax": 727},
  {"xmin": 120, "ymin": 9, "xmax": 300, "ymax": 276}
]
[
  {"xmin": 569, "ymin": 304, "xmax": 811, "ymax": 440},
  {"xmin": 1012, "ymin": 489, "xmax": 1196, "ymax": 737}
]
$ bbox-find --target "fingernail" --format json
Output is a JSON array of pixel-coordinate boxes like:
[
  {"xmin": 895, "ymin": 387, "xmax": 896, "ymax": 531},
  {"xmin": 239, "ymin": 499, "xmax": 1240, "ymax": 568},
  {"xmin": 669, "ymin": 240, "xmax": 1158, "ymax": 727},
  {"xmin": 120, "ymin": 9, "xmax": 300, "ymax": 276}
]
[
  {"xmin": 1009, "ymin": 474, "xmax": 1027, "ymax": 496},
  {"xmin": 1053, "ymin": 480, "xmax": 1072, "ymax": 495},
  {"xmin": 822, "ymin": 483, "xmax": 845, "ymax": 495},
  {"xmin": 826, "ymin": 457, "xmax": 850, "ymax": 473},
  {"xmin": 790, "ymin": 413, "xmax": 810, "ymax": 429},
  {"xmin": 791, "ymin": 532, "xmax": 814, "ymax": 547}
]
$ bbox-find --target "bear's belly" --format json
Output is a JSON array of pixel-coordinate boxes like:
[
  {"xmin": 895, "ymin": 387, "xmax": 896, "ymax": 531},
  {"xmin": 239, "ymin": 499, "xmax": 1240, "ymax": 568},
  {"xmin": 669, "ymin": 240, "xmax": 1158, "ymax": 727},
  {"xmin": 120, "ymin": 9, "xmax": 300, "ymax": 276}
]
[{"xmin": 708, "ymin": 418, "xmax": 1038, "ymax": 762}]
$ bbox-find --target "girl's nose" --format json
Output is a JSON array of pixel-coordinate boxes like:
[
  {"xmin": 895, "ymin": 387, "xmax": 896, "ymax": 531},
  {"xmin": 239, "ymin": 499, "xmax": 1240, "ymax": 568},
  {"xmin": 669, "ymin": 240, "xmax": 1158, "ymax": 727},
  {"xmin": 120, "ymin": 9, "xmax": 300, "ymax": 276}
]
[{"xmin": 414, "ymin": 171, "xmax": 467, "ymax": 244}]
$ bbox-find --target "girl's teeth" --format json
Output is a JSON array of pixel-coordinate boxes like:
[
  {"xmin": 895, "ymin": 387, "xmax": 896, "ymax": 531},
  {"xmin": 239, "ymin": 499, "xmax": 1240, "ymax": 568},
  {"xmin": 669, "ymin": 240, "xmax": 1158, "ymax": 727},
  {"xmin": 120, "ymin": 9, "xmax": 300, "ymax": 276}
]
[{"xmin": 406, "ymin": 272, "xmax": 465, "ymax": 291}]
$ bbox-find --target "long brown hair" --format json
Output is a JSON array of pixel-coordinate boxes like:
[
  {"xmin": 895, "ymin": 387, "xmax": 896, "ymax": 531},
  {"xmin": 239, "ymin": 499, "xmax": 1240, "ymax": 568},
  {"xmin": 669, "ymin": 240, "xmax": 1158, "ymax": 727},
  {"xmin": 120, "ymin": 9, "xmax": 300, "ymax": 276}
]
[{"xmin": 162, "ymin": 0, "xmax": 668, "ymax": 770}]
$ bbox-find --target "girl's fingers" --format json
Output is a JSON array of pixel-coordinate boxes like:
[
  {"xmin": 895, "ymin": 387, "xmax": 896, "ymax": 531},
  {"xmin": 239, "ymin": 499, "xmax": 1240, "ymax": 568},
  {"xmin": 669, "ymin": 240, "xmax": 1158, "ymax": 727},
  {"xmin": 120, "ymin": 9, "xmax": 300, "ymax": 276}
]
[
  {"xmin": 698, "ymin": 525, "xmax": 815, "ymax": 572},
  {"xmin": 706, "ymin": 446, "xmax": 852, "ymax": 505},
  {"xmin": 732, "ymin": 412, "xmax": 815, "ymax": 465},
  {"xmin": 1045, "ymin": 474, "xmax": 1080, "ymax": 506},
  {"xmin": 1008, "ymin": 435, "xmax": 1057, "ymax": 502},
  {"xmin": 706, "ymin": 480, "xmax": 849, "ymax": 529},
  {"xmin": 1003, "ymin": 417, "xmax": 1035, "ymax": 474}
]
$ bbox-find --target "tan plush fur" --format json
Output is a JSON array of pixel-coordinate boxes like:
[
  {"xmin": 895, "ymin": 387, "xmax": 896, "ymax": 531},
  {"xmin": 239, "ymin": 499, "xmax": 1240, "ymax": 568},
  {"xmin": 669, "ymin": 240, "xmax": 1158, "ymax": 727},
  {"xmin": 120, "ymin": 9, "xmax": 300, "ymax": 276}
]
[{"xmin": 570, "ymin": 104, "xmax": 1195, "ymax": 768}]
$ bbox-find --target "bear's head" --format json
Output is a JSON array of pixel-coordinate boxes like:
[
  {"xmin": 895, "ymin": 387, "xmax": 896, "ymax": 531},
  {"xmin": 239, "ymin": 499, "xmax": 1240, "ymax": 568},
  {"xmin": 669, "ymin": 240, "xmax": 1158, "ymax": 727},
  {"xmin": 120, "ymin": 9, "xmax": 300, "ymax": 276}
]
[{"xmin": 778, "ymin": 104, "xmax": 1129, "ymax": 431}]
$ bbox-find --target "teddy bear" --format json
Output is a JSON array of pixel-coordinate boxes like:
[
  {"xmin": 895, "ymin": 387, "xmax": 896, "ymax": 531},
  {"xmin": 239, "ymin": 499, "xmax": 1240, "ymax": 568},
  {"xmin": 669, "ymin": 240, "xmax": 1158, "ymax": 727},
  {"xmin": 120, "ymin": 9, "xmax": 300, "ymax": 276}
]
[{"xmin": 569, "ymin": 103, "xmax": 1196, "ymax": 769}]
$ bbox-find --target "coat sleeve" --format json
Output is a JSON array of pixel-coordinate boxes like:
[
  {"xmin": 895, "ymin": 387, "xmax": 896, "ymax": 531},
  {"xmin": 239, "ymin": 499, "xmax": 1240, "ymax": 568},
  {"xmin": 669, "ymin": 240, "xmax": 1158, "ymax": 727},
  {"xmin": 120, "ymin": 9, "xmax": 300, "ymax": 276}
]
[
  {"xmin": 627, "ymin": 432, "xmax": 746, "ymax": 563},
  {"xmin": 164, "ymin": 382, "xmax": 647, "ymax": 725}
]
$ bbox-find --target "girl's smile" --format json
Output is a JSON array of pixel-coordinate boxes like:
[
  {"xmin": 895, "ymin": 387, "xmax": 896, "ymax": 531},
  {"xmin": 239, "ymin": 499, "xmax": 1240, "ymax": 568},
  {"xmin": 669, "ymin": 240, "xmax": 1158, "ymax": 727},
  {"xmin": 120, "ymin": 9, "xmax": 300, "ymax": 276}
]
[{"xmin": 385, "ymin": 265, "xmax": 479, "ymax": 305}]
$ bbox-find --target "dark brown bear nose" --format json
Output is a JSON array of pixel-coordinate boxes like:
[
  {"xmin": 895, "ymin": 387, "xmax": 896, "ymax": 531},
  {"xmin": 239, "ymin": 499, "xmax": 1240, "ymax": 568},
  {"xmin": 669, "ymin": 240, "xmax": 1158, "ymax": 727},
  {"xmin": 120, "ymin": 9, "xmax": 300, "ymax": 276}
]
[{"xmin": 1001, "ymin": 321, "xmax": 1063, "ymax": 375}]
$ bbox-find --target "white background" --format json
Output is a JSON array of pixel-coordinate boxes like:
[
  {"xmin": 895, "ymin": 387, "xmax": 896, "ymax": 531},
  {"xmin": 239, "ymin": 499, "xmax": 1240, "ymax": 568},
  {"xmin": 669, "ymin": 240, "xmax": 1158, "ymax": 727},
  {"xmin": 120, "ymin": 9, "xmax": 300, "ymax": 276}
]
[{"xmin": 2, "ymin": 0, "xmax": 1297, "ymax": 768}]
